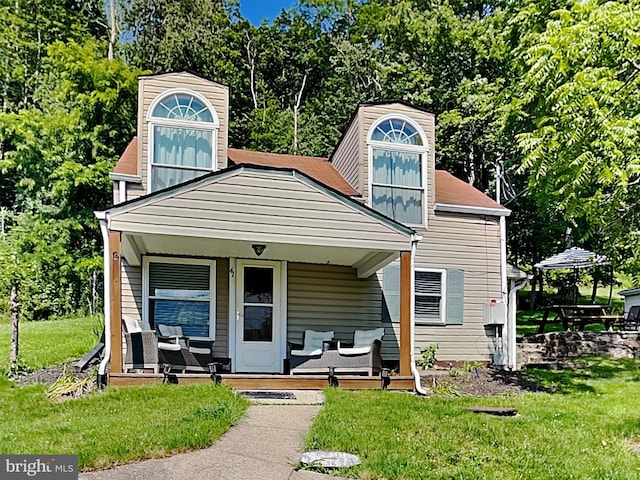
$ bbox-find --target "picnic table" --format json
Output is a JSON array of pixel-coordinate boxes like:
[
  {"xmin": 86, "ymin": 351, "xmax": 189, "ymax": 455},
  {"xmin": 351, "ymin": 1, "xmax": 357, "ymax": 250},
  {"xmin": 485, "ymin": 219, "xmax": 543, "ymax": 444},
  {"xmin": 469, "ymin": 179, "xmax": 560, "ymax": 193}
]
[{"xmin": 537, "ymin": 304, "xmax": 621, "ymax": 334}]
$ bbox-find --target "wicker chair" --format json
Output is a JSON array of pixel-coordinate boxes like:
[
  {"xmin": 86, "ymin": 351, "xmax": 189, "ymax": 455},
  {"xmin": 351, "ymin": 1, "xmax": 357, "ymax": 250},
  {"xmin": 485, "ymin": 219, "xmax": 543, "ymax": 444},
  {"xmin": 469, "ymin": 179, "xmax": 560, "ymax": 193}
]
[
  {"xmin": 289, "ymin": 330, "xmax": 335, "ymax": 374},
  {"xmin": 620, "ymin": 305, "xmax": 640, "ymax": 331}
]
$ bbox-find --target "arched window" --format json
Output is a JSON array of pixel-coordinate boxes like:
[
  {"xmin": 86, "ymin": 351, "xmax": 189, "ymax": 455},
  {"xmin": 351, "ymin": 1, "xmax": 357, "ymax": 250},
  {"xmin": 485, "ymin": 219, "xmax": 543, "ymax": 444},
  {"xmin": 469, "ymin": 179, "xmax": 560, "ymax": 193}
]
[
  {"xmin": 369, "ymin": 116, "xmax": 427, "ymax": 225},
  {"xmin": 149, "ymin": 91, "xmax": 217, "ymax": 191}
]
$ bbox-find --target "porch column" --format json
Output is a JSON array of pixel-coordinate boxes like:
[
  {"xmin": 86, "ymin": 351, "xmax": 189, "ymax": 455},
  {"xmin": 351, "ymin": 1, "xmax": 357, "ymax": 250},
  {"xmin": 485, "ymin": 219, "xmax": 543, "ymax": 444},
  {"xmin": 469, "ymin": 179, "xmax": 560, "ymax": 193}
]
[
  {"xmin": 399, "ymin": 251, "xmax": 412, "ymax": 376},
  {"xmin": 109, "ymin": 231, "xmax": 122, "ymax": 374}
]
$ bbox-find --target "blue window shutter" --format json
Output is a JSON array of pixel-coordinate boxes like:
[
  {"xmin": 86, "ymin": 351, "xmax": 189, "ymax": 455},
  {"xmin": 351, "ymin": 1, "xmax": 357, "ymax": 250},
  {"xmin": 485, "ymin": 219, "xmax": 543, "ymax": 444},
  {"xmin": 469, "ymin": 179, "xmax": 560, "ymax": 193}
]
[
  {"xmin": 382, "ymin": 265, "xmax": 400, "ymax": 323},
  {"xmin": 445, "ymin": 269, "xmax": 464, "ymax": 325}
]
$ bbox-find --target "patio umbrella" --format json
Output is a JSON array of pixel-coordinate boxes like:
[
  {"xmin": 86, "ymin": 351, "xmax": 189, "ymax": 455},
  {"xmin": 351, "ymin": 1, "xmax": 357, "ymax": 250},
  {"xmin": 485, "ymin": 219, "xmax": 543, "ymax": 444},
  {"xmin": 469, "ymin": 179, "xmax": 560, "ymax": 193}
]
[
  {"xmin": 534, "ymin": 247, "xmax": 607, "ymax": 304},
  {"xmin": 534, "ymin": 247, "xmax": 607, "ymax": 270}
]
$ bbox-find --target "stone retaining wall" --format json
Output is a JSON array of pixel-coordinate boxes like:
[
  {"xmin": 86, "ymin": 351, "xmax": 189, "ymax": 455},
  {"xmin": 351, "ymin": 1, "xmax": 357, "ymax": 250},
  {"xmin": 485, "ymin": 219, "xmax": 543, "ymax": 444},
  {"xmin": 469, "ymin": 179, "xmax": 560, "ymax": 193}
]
[{"xmin": 518, "ymin": 331, "xmax": 640, "ymax": 367}]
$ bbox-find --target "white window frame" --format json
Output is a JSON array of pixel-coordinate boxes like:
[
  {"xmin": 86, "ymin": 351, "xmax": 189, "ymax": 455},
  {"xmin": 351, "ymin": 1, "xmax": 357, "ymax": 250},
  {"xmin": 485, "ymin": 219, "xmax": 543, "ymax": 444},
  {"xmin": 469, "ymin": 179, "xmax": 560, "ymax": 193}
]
[
  {"xmin": 414, "ymin": 268, "xmax": 446, "ymax": 325},
  {"xmin": 147, "ymin": 88, "xmax": 219, "ymax": 192},
  {"xmin": 142, "ymin": 256, "xmax": 217, "ymax": 340},
  {"xmin": 367, "ymin": 113, "xmax": 429, "ymax": 227}
]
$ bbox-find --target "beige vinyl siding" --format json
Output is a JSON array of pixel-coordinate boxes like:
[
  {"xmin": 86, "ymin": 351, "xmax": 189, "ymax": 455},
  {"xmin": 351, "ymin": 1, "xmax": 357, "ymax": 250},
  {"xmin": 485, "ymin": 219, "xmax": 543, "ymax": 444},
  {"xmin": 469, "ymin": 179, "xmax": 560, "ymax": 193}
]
[
  {"xmin": 287, "ymin": 263, "xmax": 399, "ymax": 359},
  {"xmin": 126, "ymin": 183, "xmax": 146, "ymax": 201},
  {"xmin": 122, "ymin": 264, "xmax": 142, "ymax": 320},
  {"xmin": 359, "ymin": 104, "xmax": 436, "ymax": 207},
  {"xmin": 414, "ymin": 213, "xmax": 502, "ymax": 362},
  {"xmin": 138, "ymin": 72, "xmax": 229, "ymax": 195},
  {"xmin": 214, "ymin": 258, "xmax": 229, "ymax": 357},
  {"xmin": 110, "ymin": 171, "xmax": 410, "ymax": 250},
  {"xmin": 330, "ymin": 117, "xmax": 360, "ymax": 192}
]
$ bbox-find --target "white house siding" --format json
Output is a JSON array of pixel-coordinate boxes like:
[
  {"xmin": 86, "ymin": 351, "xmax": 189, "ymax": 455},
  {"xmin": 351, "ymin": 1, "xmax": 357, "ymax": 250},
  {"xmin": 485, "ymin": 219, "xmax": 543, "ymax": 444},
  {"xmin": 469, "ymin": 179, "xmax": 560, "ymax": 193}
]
[
  {"xmin": 413, "ymin": 212, "xmax": 502, "ymax": 362},
  {"xmin": 330, "ymin": 116, "xmax": 360, "ymax": 191},
  {"xmin": 109, "ymin": 171, "xmax": 410, "ymax": 251},
  {"xmin": 126, "ymin": 183, "xmax": 146, "ymax": 202},
  {"xmin": 359, "ymin": 104, "xmax": 436, "ymax": 207},
  {"xmin": 137, "ymin": 72, "xmax": 229, "ymax": 195},
  {"xmin": 287, "ymin": 262, "xmax": 400, "ymax": 359}
]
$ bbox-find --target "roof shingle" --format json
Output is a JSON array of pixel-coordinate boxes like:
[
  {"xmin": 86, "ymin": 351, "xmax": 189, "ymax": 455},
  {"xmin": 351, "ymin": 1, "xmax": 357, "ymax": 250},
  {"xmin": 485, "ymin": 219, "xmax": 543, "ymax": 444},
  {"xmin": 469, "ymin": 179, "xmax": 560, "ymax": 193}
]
[{"xmin": 112, "ymin": 137, "xmax": 138, "ymax": 176}]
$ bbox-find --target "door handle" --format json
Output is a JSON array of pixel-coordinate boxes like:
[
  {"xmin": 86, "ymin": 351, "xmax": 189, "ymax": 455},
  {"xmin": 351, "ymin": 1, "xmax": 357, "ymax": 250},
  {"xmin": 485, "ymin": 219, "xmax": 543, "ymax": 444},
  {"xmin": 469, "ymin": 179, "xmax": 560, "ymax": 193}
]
[{"xmin": 236, "ymin": 311, "xmax": 241, "ymax": 321}]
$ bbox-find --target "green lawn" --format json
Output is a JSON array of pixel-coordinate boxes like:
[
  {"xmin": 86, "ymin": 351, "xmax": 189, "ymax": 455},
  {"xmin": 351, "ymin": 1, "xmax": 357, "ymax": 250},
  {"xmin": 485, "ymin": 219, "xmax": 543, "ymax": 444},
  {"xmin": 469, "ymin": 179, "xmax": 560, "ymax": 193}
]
[
  {"xmin": 0, "ymin": 315, "xmax": 248, "ymax": 471},
  {"xmin": 0, "ymin": 379, "xmax": 248, "ymax": 470},
  {"xmin": 0, "ymin": 315, "xmax": 99, "ymax": 372},
  {"xmin": 305, "ymin": 358, "xmax": 640, "ymax": 479}
]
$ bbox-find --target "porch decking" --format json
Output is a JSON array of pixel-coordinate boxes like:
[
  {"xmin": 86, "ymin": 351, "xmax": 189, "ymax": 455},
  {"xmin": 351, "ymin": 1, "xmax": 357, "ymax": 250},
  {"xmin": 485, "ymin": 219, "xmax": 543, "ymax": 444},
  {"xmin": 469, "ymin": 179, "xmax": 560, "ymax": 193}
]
[{"xmin": 108, "ymin": 373, "xmax": 415, "ymax": 390}]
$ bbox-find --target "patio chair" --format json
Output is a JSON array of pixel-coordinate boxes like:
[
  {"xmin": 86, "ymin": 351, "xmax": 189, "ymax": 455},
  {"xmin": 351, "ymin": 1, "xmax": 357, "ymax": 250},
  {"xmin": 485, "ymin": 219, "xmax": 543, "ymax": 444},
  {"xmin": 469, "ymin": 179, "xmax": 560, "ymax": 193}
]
[
  {"xmin": 156, "ymin": 324, "xmax": 216, "ymax": 373},
  {"xmin": 620, "ymin": 306, "xmax": 640, "ymax": 331},
  {"xmin": 289, "ymin": 330, "xmax": 335, "ymax": 374},
  {"xmin": 334, "ymin": 328, "xmax": 385, "ymax": 376},
  {"xmin": 122, "ymin": 316, "xmax": 162, "ymax": 373}
]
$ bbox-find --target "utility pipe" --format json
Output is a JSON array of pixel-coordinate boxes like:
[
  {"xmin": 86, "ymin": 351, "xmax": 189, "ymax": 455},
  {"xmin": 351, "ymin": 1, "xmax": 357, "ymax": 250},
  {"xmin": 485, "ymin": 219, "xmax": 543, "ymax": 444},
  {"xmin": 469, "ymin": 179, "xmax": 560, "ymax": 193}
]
[
  {"xmin": 507, "ymin": 278, "xmax": 529, "ymax": 370},
  {"xmin": 97, "ymin": 214, "xmax": 111, "ymax": 389},
  {"xmin": 409, "ymin": 236, "xmax": 428, "ymax": 395}
]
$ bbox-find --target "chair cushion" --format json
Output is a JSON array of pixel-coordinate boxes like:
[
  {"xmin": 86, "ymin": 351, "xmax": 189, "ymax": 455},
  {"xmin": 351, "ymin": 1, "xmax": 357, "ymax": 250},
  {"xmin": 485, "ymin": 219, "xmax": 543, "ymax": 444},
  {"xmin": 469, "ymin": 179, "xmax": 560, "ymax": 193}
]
[
  {"xmin": 158, "ymin": 342, "xmax": 182, "ymax": 352},
  {"xmin": 157, "ymin": 324, "xmax": 183, "ymax": 337},
  {"xmin": 123, "ymin": 315, "xmax": 150, "ymax": 333},
  {"xmin": 337, "ymin": 345, "xmax": 371, "ymax": 356},
  {"xmin": 188, "ymin": 346, "xmax": 212, "ymax": 355},
  {"xmin": 290, "ymin": 348, "xmax": 323, "ymax": 357},
  {"xmin": 303, "ymin": 330, "xmax": 334, "ymax": 351},
  {"xmin": 353, "ymin": 328, "xmax": 385, "ymax": 348}
]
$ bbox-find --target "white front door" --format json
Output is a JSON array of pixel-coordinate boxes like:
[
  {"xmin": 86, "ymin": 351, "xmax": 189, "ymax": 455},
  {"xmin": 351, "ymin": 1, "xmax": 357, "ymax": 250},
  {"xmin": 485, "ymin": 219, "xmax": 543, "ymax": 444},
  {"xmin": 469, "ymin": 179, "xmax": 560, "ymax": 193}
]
[{"xmin": 235, "ymin": 260, "xmax": 283, "ymax": 373}]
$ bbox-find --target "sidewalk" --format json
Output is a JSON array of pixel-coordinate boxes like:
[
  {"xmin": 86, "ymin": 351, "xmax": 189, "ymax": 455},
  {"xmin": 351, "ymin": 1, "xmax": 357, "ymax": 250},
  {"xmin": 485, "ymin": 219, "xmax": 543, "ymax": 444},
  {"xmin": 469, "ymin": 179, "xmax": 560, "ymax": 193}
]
[{"xmin": 80, "ymin": 392, "xmax": 344, "ymax": 480}]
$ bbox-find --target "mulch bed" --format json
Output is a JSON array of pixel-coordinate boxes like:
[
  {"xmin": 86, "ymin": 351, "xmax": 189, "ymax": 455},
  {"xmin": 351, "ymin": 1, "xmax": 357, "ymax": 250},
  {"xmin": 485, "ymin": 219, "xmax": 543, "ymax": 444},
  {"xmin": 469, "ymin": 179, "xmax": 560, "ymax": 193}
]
[{"xmin": 421, "ymin": 366, "xmax": 553, "ymax": 396}]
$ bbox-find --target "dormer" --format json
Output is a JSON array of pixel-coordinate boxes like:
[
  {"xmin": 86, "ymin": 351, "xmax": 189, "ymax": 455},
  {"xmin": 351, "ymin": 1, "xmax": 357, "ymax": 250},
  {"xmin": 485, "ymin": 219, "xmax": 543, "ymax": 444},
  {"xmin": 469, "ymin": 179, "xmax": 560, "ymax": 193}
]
[
  {"xmin": 330, "ymin": 101, "xmax": 436, "ymax": 229},
  {"xmin": 111, "ymin": 71, "xmax": 229, "ymax": 202}
]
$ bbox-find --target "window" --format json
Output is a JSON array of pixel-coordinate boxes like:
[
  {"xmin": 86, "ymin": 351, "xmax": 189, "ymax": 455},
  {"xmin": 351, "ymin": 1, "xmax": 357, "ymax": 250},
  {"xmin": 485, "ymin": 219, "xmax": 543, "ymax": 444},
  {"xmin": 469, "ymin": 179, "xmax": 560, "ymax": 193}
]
[
  {"xmin": 415, "ymin": 269, "xmax": 445, "ymax": 324},
  {"xmin": 144, "ymin": 257, "xmax": 216, "ymax": 339},
  {"xmin": 369, "ymin": 117, "xmax": 427, "ymax": 225},
  {"xmin": 149, "ymin": 91, "xmax": 217, "ymax": 191}
]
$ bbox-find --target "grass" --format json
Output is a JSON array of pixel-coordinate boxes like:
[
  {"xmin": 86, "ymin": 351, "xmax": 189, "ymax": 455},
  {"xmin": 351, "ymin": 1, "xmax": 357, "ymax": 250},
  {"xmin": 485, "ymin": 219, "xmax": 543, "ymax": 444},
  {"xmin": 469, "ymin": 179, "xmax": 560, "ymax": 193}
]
[
  {"xmin": 0, "ymin": 315, "xmax": 248, "ymax": 471},
  {"xmin": 305, "ymin": 358, "xmax": 640, "ymax": 479},
  {"xmin": 0, "ymin": 379, "xmax": 248, "ymax": 470},
  {"xmin": 0, "ymin": 315, "xmax": 100, "ymax": 373}
]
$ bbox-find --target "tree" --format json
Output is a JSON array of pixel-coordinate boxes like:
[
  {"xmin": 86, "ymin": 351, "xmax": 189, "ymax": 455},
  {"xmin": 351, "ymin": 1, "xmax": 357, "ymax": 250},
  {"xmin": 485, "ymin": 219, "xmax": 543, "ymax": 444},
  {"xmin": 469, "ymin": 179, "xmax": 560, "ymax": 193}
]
[{"xmin": 513, "ymin": 0, "xmax": 640, "ymax": 273}]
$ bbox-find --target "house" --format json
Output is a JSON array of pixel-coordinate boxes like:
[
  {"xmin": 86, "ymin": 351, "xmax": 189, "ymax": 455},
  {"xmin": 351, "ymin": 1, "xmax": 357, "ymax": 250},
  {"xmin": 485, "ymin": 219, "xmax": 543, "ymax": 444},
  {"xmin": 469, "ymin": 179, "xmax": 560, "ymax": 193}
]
[{"xmin": 96, "ymin": 71, "xmax": 513, "ymax": 389}]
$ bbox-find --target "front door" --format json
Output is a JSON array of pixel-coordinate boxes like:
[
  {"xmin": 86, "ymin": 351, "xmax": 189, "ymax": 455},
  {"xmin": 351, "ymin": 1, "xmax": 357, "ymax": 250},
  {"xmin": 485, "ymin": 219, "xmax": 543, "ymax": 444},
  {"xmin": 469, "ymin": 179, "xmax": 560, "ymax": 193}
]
[{"xmin": 235, "ymin": 260, "xmax": 282, "ymax": 373}]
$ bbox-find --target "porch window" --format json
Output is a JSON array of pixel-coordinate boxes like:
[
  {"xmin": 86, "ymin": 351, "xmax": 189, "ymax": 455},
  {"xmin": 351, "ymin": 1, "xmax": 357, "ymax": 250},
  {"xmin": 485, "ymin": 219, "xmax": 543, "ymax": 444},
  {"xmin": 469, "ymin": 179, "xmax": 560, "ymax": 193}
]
[
  {"xmin": 144, "ymin": 258, "xmax": 216, "ymax": 338},
  {"xmin": 149, "ymin": 91, "xmax": 218, "ymax": 192},
  {"xmin": 415, "ymin": 269, "xmax": 445, "ymax": 324},
  {"xmin": 369, "ymin": 117, "xmax": 426, "ymax": 225}
]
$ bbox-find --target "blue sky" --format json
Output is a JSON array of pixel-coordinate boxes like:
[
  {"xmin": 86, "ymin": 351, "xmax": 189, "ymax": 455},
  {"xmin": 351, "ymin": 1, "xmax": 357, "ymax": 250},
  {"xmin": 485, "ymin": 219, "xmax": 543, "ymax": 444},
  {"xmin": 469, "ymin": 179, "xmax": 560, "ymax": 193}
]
[{"xmin": 239, "ymin": 0, "xmax": 296, "ymax": 25}]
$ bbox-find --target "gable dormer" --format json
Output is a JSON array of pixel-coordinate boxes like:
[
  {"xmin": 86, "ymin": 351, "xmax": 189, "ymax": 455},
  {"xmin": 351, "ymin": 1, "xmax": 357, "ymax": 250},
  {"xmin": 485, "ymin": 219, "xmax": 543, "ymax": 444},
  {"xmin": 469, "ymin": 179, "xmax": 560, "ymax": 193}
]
[
  {"xmin": 112, "ymin": 72, "xmax": 229, "ymax": 202},
  {"xmin": 330, "ymin": 101, "xmax": 436, "ymax": 229}
]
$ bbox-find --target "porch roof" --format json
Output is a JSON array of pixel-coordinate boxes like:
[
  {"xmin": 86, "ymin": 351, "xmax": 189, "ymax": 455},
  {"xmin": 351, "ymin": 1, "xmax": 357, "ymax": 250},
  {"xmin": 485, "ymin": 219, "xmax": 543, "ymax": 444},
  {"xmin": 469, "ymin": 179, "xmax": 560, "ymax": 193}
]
[{"xmin": 98, "ymin": 165, "xmax": 416, "ymax": 277}]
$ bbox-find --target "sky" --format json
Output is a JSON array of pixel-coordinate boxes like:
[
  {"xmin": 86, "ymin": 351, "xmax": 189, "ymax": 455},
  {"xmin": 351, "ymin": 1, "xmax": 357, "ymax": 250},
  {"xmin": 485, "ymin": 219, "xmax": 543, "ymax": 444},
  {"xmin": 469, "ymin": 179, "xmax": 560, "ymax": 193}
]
[{"xmin": 239, "ymin": 0, "xmax": 296, "ymax": 25}]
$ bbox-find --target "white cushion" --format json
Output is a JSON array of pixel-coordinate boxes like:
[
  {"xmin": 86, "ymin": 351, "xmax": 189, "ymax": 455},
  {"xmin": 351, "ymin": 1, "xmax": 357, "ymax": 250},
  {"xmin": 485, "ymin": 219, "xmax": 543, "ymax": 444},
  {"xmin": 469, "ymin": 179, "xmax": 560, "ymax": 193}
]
[
  {"xmin": 158, "ymin": 324, "xmax": 183, "ymax": 337},
  {"xmin": 158, "ymin": 342, "xmax": 181, "ymax": 352},
  {"xmin": 291, "ymin": 348, "xmax": 323, "ymax": 357},
  {"xmin": 337, "ymin": 345, "xmax": 371, "ymax": 356},
  {"xmin": 303, "ymin": 330, "xmax": 334, "ymax": 351},
  {"xmin": 123, "ymin": 315, "xmax": 152, "ymax": 333},
  {"xmin": 353, "ymin": 328, "xmax": 384, "ymax": 348},
  {"xmin": 188, "ymin": 346, "xmax": 211, "ymax": 355}
]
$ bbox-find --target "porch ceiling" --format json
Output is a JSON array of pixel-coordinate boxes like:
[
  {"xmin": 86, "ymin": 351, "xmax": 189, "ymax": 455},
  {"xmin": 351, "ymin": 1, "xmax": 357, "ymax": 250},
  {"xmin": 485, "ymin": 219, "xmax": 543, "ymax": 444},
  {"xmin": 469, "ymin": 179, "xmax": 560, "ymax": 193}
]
[{"xmin": 122, "ymin": 232, "xmax": 398, "ymax": 278}]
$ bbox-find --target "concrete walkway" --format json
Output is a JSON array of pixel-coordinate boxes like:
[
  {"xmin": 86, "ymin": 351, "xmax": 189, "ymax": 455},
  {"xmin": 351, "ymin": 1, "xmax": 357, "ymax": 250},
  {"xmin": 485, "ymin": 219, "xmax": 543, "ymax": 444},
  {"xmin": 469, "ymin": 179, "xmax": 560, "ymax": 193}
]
[{"xmin": 80, "ymin": 392, "xmax": 344, "ymax": 480}]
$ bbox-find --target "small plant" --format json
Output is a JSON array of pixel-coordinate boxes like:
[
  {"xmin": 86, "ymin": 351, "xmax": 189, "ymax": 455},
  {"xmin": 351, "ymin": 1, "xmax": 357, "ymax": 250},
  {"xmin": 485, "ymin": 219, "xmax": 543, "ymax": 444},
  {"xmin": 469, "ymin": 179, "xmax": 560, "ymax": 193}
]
[{"xmin": 416, "ymin": 344, "xmax": 438, "ymax": 369}]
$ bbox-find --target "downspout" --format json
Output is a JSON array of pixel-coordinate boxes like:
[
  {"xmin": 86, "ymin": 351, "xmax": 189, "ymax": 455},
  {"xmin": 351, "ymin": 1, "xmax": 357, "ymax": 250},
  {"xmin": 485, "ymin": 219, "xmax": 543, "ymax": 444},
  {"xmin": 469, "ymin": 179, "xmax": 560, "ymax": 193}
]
[
  {"xmin": 507, "ymin": 278, "xmax": 529, "ymax": 370},
  {"xmin": 409, "ymin": 235, "xmax": 428, "ymax": 395},
  {"xmin": 96, "ymin": 212, "xmax": 111, "ymax": 389},
  {"xmin": 497, "ymin": 161, "xmax": 508, "ymax": 364}
]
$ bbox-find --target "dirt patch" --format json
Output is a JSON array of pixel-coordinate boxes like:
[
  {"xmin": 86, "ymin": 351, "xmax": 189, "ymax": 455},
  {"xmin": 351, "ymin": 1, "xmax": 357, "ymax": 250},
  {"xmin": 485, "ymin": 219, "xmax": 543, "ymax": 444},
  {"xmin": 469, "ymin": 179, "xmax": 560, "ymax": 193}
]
[
  {"xmin": 421, "ymin": 366, "xmax": 553, "ymax": 396},
  {"xmin": 17, "ymin": 363, "xmax": 95, "ymax": 387}
]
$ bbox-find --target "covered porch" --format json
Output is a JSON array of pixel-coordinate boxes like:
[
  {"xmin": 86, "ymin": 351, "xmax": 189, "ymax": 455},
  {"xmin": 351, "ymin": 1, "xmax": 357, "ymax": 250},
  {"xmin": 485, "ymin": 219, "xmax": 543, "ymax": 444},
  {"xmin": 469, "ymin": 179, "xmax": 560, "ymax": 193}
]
[{"xmin": 97, "ymin": 165, "xmax": 420, "ymax": 389}]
